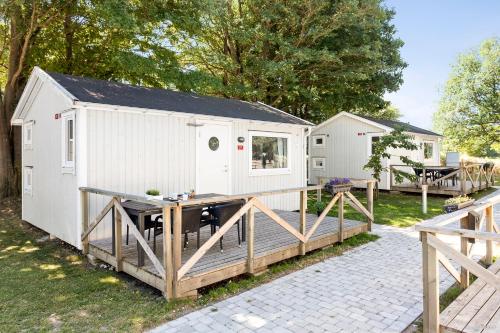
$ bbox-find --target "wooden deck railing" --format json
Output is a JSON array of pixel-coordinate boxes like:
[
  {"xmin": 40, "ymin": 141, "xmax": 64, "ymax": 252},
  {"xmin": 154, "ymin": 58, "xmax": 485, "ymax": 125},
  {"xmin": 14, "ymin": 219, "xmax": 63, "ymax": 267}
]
[
  {"xmin": 389, "ymin": 162, "xmax": 495, "ymax": 195},
  {"xmin": 415, "ymin": 192, "xmax": 500, "ymax": 333},
  {"xmin": 80, "ymin": 184, "xmax": 374, "ymax": 300}
]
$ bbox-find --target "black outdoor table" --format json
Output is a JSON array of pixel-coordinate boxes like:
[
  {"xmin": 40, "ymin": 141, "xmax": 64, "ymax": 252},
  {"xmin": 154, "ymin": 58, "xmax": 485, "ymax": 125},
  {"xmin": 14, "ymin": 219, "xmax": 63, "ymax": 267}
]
[{"xmin": 118, "ymin": 193, "xmax": 246, "ymax": 267}]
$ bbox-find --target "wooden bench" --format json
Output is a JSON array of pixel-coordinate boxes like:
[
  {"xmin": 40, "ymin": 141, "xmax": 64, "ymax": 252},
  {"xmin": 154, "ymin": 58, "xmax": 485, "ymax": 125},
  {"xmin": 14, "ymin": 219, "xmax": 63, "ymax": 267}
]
[{"xmin": 439, "ymin": 260, "xmax": 500, "ymax": 333}]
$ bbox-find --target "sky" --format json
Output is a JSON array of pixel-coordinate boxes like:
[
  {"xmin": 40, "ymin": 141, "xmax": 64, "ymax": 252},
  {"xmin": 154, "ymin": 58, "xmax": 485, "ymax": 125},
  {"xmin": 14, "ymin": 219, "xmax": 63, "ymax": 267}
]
[{"xmin": 383, "ymin": 0, "xmax": 500, "ymax": 131}]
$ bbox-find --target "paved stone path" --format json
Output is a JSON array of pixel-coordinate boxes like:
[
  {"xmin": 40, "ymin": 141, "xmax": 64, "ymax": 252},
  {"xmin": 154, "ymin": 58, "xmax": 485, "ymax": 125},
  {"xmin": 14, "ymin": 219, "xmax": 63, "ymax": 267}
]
[{"xmin": 151, "ymin": 191, "xmax": 500, "ymax": 333}]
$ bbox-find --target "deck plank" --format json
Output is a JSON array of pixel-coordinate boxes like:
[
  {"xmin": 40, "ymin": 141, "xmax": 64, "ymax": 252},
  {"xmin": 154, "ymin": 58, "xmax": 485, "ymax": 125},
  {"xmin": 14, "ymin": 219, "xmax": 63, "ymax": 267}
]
[{"xmin": 440, "ymin": 261, "xmax": 500, "ymax": 333}]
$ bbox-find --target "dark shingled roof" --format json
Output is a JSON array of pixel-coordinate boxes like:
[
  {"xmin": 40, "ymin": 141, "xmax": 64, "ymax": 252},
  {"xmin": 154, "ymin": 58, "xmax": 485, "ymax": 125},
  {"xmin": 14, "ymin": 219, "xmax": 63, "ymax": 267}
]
[
  {"xmin": 359, "ymin": 114, "xmax": 442, "ymax": 137},
  {"xmin": 47, "ymin": 72, "xmax": 311, "ymax": 126}
]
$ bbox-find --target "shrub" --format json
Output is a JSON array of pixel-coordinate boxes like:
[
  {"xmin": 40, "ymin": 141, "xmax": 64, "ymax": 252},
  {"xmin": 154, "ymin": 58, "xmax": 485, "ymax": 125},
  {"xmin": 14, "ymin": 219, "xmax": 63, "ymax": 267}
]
[
  {"xmin": 146, "ymin": 189, "xmax": 160, "ymax": 196},
  {"xmin": 445, "ymin": 195, "xmax": 472, "ymax": 205}
]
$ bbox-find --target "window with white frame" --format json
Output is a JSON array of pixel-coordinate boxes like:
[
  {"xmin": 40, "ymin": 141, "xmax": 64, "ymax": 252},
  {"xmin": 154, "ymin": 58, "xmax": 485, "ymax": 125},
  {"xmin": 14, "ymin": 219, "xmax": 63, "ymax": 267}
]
[
  {"xmin": 61, "ymin": 111, "xmax": 75, "ymax": 171},
  {"xmin": 312, "ymin": 134, "xmax": 326, "ymax": 148},
  {"xmin": 424, "ymin": 141, "xmax": 434, "ymax": 160},
  {"xmin": 370, "ymin": 135, "xmax": 380, "ymax": 155},
  {"xmin": 249, "ymin": 131, "xmax": 291, "ymax": 175},
  {"xmin": 24, "ymin": 167, "xmax": 33, "ymax": 195},
  {"xmin": 24, "ymin": 121, "xmax": 33, "ymax": 149},
  {"xmin": 312, "ymin": 157, "xmax": 326, "ymax": 170}
]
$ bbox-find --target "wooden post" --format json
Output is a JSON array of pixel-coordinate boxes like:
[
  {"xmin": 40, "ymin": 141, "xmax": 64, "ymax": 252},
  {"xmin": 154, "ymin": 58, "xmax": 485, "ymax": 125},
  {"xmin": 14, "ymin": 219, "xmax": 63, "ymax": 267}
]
[
  {"xmin": 485, "ymin": 205, "xmax": 494, "ymax": 265},
  {"xmin": 316, "ymin": 188, "xmax": 322, "ymax": 202},
  {"xmin": 114, "ymin": 200, "xmax": 123, "ymax": 272},
  {"xmin": 460, "ymin": 216, "xmax": 470, "ymax": 288},
  {"xmin": 423, "ymin": 167, "xmax": 427, "ymax": 185},
  {"xmin": 172, "ymin": 205, "xmax": 182, "ymax": 298},
  {"xmin": 338, "ymin": 193, "xmax": 344, "ymax": 243},
  {"xmin": 389, "ymin": 166, "xmax": 394, "ymax": 189},
  {"xmin": 422, "ymin": 184, "xmax": 428, "ymax": 214},
  {"xmin": 367, "ymin": 181, "xmax": 374, "ymax": 231},
  {"xmin": 422, "ymin": 232, "xmax": 439, "ymax": 333},
  {"xmin": 81, "ymin": 191, "xmax": 89, "ymax": 254},
  {"xmin": 162, "ymin": 207, "xmax": 173, "ymax": 300},
  {"xmin": 299, "ymin": 190, "xmax": 307, "ymax": 255},
  {"xmin": 479, "ymin": 165, "xmax": 483, "ymax": 189},
  {"xmin": 460, "ymin": 162, "xmax": 466, "ymax": 195},
  {"xmin": 246, "ymin": 204, "xmax": 255, "ymax": 274}
]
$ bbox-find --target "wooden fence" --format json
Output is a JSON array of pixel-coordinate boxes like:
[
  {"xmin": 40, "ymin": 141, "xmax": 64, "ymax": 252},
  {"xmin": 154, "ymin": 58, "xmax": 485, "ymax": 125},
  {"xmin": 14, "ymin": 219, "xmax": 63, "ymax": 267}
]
[
  {"xmin": 390, "ymin": 162, "xmax": 495, "ymax": 196},
  {"xmin": 80, "ymin": 185, "xmax": 374, "ymax": 300},
  {"xmin": 415, "ymin": 193, "xmax": 500, "ymax": 333}
]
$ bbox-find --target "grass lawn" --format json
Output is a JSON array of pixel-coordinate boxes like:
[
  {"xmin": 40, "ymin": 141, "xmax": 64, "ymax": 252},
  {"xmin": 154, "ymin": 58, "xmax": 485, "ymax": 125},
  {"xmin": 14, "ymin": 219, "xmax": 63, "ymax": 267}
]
[
  {"xmin": 0, "ymin": 197, "xmax": 378, "ymax": 332},
  {"xmin": 308, "ymin": 187, "xmax": 497, "ymax": 228}
]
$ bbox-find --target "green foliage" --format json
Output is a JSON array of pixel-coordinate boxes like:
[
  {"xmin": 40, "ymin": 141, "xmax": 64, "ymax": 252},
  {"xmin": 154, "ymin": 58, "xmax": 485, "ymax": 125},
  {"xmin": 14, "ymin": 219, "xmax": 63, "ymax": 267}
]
[
  {"xmin": 433, "ymin": 38, "xmax": 500, "ymax": 157},
  {"xmin": 146, "ymin": 189, "xmax": 160, "ymax": 196},
  {"xmin": 314, "ymin": 200, "xmax": 326, "ymax": 212},
  {"xmin": 363, "ymin": 126, "xmax": 423, "ymax": 184},
  {"xmin": 177, "ymin": 0, "xmax": 406, "ymax": 122}
]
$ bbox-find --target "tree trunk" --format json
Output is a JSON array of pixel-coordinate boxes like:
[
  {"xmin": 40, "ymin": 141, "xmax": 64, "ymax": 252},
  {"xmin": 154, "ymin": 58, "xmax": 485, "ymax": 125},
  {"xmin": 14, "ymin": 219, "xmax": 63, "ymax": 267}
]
[{"xmin": 63, "ymin": 2, "xmax": 75, "ymax": 72}]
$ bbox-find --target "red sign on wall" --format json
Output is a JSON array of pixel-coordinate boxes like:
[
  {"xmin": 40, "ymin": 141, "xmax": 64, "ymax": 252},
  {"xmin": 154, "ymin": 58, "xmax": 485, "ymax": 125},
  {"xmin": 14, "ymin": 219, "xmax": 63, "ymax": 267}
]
[{"xmin": 237, "ymin": 144, "xmax": 244, "ymax": 150}]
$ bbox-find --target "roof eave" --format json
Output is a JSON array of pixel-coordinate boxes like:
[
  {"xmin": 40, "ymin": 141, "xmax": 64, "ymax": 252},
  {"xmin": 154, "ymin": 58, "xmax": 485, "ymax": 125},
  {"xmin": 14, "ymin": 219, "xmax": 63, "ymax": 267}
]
[{"xmin": 75, "ymin": 101, "xmax": 311, "ymax": 127}]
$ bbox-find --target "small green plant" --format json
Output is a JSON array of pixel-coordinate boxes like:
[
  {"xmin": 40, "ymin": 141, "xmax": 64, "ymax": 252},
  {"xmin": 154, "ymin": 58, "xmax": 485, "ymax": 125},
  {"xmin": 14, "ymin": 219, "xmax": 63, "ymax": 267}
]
[
  {"xmin": 314, "ymin": 201, "xmax": 326, "ymax": 212},
  {"xmin": 445, "ymin": 195, "xmax": 472, "ymax": 205},
  {"xmin": 146, "ymin": 189, "xmax": 160, "ymax": 196}
]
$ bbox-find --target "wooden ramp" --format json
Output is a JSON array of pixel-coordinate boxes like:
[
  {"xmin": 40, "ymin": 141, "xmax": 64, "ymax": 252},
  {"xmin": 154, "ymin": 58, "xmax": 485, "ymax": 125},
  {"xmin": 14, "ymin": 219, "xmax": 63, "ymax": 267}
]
[
  {"xmin": 89, "ymin": 210, "xmax": 367, "ymax": 294},
  {"xmin": 440, "ymin": 261, "xmax": 500, "ymax": 333}
]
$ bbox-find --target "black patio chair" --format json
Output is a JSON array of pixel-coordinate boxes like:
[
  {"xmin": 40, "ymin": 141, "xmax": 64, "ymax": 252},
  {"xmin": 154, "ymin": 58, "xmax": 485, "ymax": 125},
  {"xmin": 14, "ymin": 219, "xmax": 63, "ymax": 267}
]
[
  {"xmin": 125, "ymin": 214, "xmax": 156, "ymax": 246},
  {"xmin": 150, "ymin": 206, "xmax": 211, "ymax": 253},
  {"xmin": 413, "ymin": 167, "xmax": 433, "ymax": 185},
  {"xmin": 206, "ymin": 200, "xmax": 244, "ymax": 252}
]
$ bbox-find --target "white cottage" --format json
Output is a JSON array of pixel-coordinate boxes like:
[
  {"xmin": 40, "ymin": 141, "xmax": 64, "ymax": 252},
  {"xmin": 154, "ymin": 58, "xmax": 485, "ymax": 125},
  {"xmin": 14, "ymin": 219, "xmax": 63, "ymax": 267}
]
[
  {"xmin": 11, "ymin": 67, "xmax": 312, "ymax": 249},
  {"xmin": 309, "ymin": 111, "xmax": 442, "ymax": 190}
]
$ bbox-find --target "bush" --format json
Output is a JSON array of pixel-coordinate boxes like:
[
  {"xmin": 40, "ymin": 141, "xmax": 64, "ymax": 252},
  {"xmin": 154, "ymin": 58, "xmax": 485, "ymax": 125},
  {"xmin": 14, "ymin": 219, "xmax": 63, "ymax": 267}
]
[{"xmin": 146, "ymin": 189, "xmax": 160, "ymax": 196}]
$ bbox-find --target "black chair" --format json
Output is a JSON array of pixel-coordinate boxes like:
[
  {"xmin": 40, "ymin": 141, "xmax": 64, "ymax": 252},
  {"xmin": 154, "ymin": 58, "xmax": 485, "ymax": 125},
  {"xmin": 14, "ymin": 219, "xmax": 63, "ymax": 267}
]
[
  {"xmin": 206, "ymin": 201, "xmax": 244, "ymax": 252},
  {"xmin": 413, "ymin": 167, "xmax": 433, "ymax": 185},
  {"xmin": 125, "ymin": 214, "xmax": 156, "ymax": 246},
  {"xmin": 151, "ymin": 206, "xmax": 211, "ymax": 253}
]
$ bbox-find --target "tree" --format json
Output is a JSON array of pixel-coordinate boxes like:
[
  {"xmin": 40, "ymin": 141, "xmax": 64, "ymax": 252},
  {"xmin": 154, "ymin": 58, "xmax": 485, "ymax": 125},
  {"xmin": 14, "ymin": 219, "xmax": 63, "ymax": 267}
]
[
  {"xmin": 177, "ymin": 0, "xmax": 406, "ymax": 122},
  {"xmin": 433, "ymin": 38, "xmax": 500, "ymax": 157},
  {"xmin": 0, "ymin": 0, "xmax": 193, "ymax": 197},
  {"xmin": 363, "ymin": 126, "xmax": 422, "ymax": 197}
]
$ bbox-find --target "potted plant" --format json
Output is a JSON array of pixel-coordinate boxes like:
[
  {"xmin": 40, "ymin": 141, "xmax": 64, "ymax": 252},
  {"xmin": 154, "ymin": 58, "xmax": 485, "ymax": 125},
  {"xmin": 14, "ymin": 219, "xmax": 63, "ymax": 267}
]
[
  {"xmin": 443, "ymin": 195, "xmax": 475, "ymax": 213},
  {"xmin": 314, "ymin": 201, "xmax": 327, "ymax": 216},
  {"xmin": 324, "ymin": 177, "xmax": 353, "ymax": 195},
  {"xmin": 145, "ymin": 189, "xmax": 163, "ymax": 200}
]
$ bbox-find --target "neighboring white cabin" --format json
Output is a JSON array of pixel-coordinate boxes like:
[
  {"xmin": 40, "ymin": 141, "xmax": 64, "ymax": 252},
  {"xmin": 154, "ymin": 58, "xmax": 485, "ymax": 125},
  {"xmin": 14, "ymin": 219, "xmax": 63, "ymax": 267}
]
[
  {"xmin": 12, "ymin": 67, "xmax": 312, "ymax": 249},
  {"xmin": 309, "ymin": 112, "xmax": 442, "ymax": 190}
]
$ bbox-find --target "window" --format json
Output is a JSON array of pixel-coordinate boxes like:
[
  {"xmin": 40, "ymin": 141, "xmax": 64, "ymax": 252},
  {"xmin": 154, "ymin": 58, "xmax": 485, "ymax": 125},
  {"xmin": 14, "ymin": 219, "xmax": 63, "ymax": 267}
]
[
  {"xmin": 370, "ymin": 136, "xmax": 380, "ymax": 155},
  {"xmin": 61, "ymin": 111, "xmax": 75, "ymax": 171},
  {"xmin": 312, "ymin": 157, "xmax": 326, "ymax": 170},
  {"xmin": 24, "ymin": 121, "xmax": 33, "ymax": 149},
  {"xmin": 24, "ymin": 167, "xmax": 33, "ymax": 195},
  {"xmin": 312, "ymin": 135, "xmax": 326, "ymax": 148},
  {"xmin": 424, "ymin": 142, "xmax": 434, "ymax": 160},
  {"xmin": 249, "ymin": 131, "xmax": 291, "ymax": 175}
]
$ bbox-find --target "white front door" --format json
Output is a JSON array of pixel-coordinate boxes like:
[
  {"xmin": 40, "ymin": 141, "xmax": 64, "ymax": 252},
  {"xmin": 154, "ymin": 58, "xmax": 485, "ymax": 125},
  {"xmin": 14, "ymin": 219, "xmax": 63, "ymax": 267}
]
[{"xmin": 196, "ymin": 123, "xmax": 231, "ymax": 195}]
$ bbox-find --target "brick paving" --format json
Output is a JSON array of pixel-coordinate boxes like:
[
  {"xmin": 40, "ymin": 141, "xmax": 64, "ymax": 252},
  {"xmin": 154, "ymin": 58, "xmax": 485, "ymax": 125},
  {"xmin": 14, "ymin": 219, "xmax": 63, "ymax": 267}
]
[{"xmin": 151, "ymin": 190, "xmax": 500, "ymax": 333}]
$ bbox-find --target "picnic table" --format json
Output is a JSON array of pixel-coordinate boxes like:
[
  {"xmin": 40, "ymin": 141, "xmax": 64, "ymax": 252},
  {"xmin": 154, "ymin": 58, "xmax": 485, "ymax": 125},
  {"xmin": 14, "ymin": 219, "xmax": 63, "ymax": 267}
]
[{"xmin": 119, "ymin": 193, "xmax": 246, "ymax": 267}]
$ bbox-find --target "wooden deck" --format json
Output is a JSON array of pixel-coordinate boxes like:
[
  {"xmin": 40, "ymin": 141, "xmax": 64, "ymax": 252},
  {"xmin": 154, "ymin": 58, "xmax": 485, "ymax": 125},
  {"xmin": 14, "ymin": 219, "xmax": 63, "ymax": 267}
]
[
  {"xmin": 391, "ymin": 181, "xmax": 491, "ymax": 196},
  {"xmin": 89, "ymin": 210, "xmax": 367, "ymax": 294},
  {"xmin": 440, "ymin": 261, "xmax": 500, "ymax": 333}
]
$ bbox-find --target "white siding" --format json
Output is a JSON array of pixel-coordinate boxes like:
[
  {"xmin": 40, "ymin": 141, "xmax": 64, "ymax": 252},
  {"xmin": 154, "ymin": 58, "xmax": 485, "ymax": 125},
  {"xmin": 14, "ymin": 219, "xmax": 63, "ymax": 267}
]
[
  {"xmin": 232, "ymin": 121, "xmax": 305, "ymax": 211},
  {"xmin": 309, "ymin": 114, "xmax": 387, "ymax": 188},
  {"xmin": 86, "ymin": 109, "xmax": 306, "ymax": 241},
  {"xmin": 309, "ymin": 114, "xmax": 441, "ymax": 190},
  {"xmin": 21, "ymin": 80, "xmax": 79, "ymax": 246}
]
